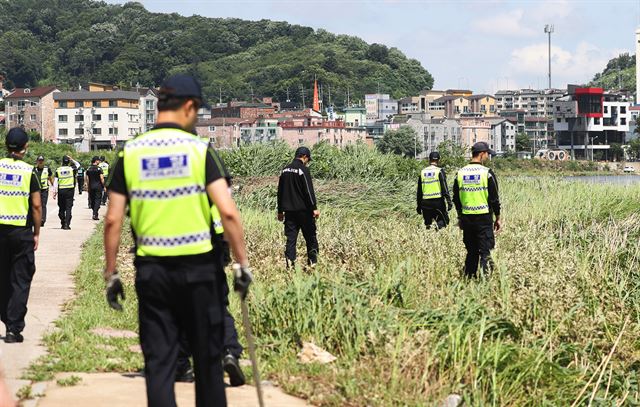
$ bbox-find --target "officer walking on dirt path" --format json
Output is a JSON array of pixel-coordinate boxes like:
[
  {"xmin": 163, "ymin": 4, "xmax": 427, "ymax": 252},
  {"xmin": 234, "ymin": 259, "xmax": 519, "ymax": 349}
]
[
  {"xmin": 85, "ymin": 156, "xmax": 105, "ymax": 221},
  {"xmin": 53, "ymin": 155, "xmax": 79, "ymax": 230},
  {"xmin": 453, "ymin": 142, "xmax": 502, "ymax": 278},
  {"xmin": 0, "ymin": 128, "xmax": 42, "ymax": 344},
  {"xmin": 104, "ymin": 74, "xmax": 252, "ymax": 407},
  {"xmin": 34, "ymin": 155, "xmax": 52, "ymax": 227},
  {"xmin": 417, "ymin": 151, "xmax": 452, "ymax": 230},
  {"xmin": 277, "ymin": 146, "xmax": 319, "ymax": 269}
]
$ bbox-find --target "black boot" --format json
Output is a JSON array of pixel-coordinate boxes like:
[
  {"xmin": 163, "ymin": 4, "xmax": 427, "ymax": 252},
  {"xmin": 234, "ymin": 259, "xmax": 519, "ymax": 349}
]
[
  {"xmin": 5, "ymin": 331, "xmax": 24, "ymax": 343},
  {"xmin": 223, "ymin": 352, "xmax": 245, "ymax": 387}
]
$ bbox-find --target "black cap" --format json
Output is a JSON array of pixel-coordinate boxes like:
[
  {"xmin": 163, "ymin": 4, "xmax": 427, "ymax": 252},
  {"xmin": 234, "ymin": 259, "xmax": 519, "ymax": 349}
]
[
  {"xmin": 429, "ymin": 151, "xmax": 440, "ymax": 161},
  {"xmin": 62, "ymin": 155, "xmax": 70, "ymax": 164},
  {"xmin": 295, "ymin": 146, "xmax": 312, "ymax": 160},
  {"xmin": 471, "ymin": 142, "xmax": 496, "ymax": 156},
  {"xmin": 6, "ymin": 128, "xmax": 29, "ymax": 151},
  {"xmin": 99, "ymin": 156, "xmax": 105, "ymax": 161},
  {"xmin": 36, "ymin": 155, "xmax": 45, "ymax": 161},
  {"xmin": 159, "ymin": 74, "xmax": 210, "ymax": 108},
  {"xmin": 92, "ymin": 156, "xmax": 100, "ymax": 163}
]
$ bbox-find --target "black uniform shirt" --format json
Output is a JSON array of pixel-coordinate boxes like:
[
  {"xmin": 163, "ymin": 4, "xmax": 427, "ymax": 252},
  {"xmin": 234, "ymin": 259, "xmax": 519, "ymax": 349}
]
[
  {"xmin": 452, "ymin": 163, "xmax": 501, "ymax": 224},
  {"xmin": 417, "ymin": 166, "xmax": 452, "ymax": 209},
  {"xmin": 85, "ymin": 165, "xmax": 104, "ymax": 189},
  {"xmin": 277, "ymin": 158, "xmax": 317, "ymax": 213}
]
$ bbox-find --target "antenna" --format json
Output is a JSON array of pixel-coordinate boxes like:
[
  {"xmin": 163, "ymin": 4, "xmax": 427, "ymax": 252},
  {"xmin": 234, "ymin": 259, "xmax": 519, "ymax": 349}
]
[
  {"xmin": 328, "ymin": 84, "xmax": 332, "ymax": 106},
  {"xmin": 286, "ymin": 87, "xmax": 291, "ymax": 102}
]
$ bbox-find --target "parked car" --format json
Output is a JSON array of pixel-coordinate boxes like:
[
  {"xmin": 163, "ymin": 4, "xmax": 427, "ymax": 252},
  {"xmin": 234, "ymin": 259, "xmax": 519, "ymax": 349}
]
[{"xmin": 623, "ymin": 165, "xmax": 635, "ymax": 173}]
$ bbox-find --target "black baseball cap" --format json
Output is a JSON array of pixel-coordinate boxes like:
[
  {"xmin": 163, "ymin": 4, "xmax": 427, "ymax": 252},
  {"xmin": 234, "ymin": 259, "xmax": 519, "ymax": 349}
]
[
  {"xmin": 429, "ymin": 151, "xmax": 440, "ymax": 161},
  {"xmin": 36, "ymin": 155, "xmax": 45, "ymax": 161},
  {"xmin": 472, "ymin": 142, "xmax": 496, "ymax": 155},
  {"xmin": 159, "ymin": 74, "xmax": 210, "ymax": 108},
  {"xmin": 62, "ymin": 155, "xmax": 70, "ymax": 164},
  {"xmin": 92, "ymin": 156, "xmax": 100, "ymax": 163},
  {"xmin": 6, "ymin": 128, "xmax": 29, "ymax": 151},
  {"xmin": 295, "ymin": 146, "xmax": 312, "ymax": 160}
]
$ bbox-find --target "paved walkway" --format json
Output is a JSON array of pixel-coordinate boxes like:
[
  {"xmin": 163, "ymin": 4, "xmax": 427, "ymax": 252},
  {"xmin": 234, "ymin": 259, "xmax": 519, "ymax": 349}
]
[{"xmin": 0, "ymin": 190, "xmax": 103, "ymax": 396}]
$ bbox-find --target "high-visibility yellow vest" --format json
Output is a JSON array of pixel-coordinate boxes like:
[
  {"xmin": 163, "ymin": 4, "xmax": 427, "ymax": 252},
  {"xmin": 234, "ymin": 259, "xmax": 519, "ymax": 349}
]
[
  {"xmin": 0, "ymin": 158, "xmax": 33, "ymax": 227},
  {"xmin": 56, "ymin": 166, "xmax": 75, "ymax": 189},
  {"xmin": 420, "ymin": 165, "xmax": 442, "ymax": 199},
  {"xmin": 124, "ymin": 128, "xmax": 213, "ymax": 257},
  {"xmin": 211, "ymin": 204, "xmax": 224, "ymax": 235},
  {"xmin": 457, "ymin": 164, "xmax": 490, "ymax": 215},
  {"xmin": 99, "ymin": 162, "xmax": 110, "ymax": 177},
  {"xmin": 40, "ymin": 167, "xmax": 50, "ymax": 190}
]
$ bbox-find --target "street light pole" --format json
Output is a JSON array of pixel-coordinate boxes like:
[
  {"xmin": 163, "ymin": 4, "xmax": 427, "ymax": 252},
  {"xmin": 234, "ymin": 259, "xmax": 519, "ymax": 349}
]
[{"xmin": 544, "ymin": 24, "xmax": 554, "ymax": 90}]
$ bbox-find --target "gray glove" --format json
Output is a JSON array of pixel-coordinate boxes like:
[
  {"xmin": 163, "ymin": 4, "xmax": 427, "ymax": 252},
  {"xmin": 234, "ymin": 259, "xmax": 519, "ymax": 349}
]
[
  {"xmin": 233, "ymin": 263, "xmax": 253, "ymax": 300},
  {"xmin": 106, "ymin": 273, "xmax": 125, "ymax": 311}
]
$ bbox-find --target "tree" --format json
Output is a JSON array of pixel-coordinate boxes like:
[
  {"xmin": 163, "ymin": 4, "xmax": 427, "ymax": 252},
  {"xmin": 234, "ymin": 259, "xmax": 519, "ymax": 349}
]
[
  {"xmin": 629, "ymin": 138, "xmax": 640, "ymax": 160},
  {"xmin": 377, "ymin": 127, "xmax": 421, "ymax": 158},
  {"xmin": 609, "ymin": 143, "xmax": 624, "ymax": 162},
  {"xmin": 516, "ymin": 132, "xmax": 531, "ymax": 152},
  {"xmin": 437, "ymin": 140, "xmax": 467, "ymax": 170}
]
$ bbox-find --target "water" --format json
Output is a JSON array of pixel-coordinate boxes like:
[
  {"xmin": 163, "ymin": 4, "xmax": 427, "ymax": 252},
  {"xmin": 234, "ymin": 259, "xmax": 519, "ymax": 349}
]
[{"xmin": 564, "ymin": 175, "xmax": 640, "ymax": 185}]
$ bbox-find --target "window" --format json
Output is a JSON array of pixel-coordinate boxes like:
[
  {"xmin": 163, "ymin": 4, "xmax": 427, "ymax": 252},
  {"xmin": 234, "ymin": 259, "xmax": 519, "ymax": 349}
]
[
  {"xmin": 298, "ymin": 129, "xmax": 303, "ymax": 134},
  {"xmin": 58, "ymin": 129, "xmax": 68, "ymax": 136},
  {"xmin": 556, "ymin": 118, "xmax": 561, "ymax": 123},
  {"xmin": 75, "ymin": 128, "xmax": 84, "ymax": 135},
  {"xmin": 208, "ymin": 126, "xmax": 216, "ymax": 132},
  {"xmin": 109, "ymin": 100, "xmax": 117, "ymax": 107},
  {"xmin": 594, "ymin": 118, "xmax": 600, "ymax": 125},
  {"xmin": 621, "ymin": 106, "xmax": 627, "ymax": 114},
  {"xmin": 604, "ymin": 106, "xmax": 608, "ymax": 114},
  {"xmin": 109, "ymin": 128, "xmax": 118, "ymax": 135},
  {"xmin": 17, "ymin": 101, "xmax": 25, "ymax": 108},
  {"xmin": 556, "ymin": 106, "xmax": 560, "ymax": 111},
  {"xmin": 93, "ymin": 114, "xmax": 102, "ymax": 121},
  {"xmin": 490, "ymin": 105, "xmax": 496, "ymax": 112},
  {"xmin": 621, "ymin": 118, "xmax": 627, "ymax": 125},
  {"xmin": 92, "ymin": 128, "xmax": 102, "ymax": 135},
  {"xmin": 30, "ymin": 101, "xmax": 37, "ymax": 107},
  {"xmin": 58, "ymin": 115, "xmax": 67, "ymax": 122},
  {"xmin": 298, "ymin": 139, "xmax": 304, "ymax": 145},
  {"xmin": 146, "ymin": 100, "xmax": 155, "ymax": 110},
  {"xmin": 108, "ymin": 114, "xmax": 118, "ymax": 121},
  {"xmin": 8, "ymin": 101, "xmax": 13, "ymax": 107},
  {"xmin": 92, "ymin": 101, "xmax": 100, "ymax": 107},
  {"xmin": 59, "ymin": 101, "xmax": 67, "ymax": 108},
  {"xmin": 75, "ymin": 115, "xmax": 84, "ymax": 122},
  {"xmin": 30, "ymin": 114, "xmax": 36, "ymax": 121},
  {"xmin": 75, "ymin": 101, "xmax": 83, "ymax": 108},
  {"xmin": 146, "ymin": 113, "xmax": 155, "ymax": 123}
]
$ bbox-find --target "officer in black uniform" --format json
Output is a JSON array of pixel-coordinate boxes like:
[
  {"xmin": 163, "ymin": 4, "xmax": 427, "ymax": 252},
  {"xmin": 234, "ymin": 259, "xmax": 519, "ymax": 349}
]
[
  {"xmin": 277, "ymin": 146, "xmax": 319, "ymax": 268},
  {"xmin": 34, "ymin": 155, "xmax": 52, "ymax": 227},
  {"xmin": 99, "ymin": 156, "xmax": 109, "ymax": 205},
  {"xmin": 104, "ymin": 75, "xmax": 252, "ymax": 407},
  {"xmin": 416, "ymin": 151, "xmax": 452, "ymax": 230},
  {"xmin": 0, "ymin": 128, "xmax": 42, "ymax": 343},
  {"xmin": 85, "ymin": 156, "xmax": 105, "ymax": 221},
  {"xmin": 76, "ymin": 163, "xmax": 85, "ymax": 195},
  {"xmin": 53, "ymin": 155, "xmax": 77, "ymax": 230}
]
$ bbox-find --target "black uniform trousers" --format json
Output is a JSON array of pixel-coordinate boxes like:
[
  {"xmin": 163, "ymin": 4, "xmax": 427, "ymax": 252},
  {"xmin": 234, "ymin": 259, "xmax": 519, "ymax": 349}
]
[
  {"xmin": 461, "ymin": 220, "xmax": 495, "ymax": 278},
  {"xmin": 77, "ymin": 177, "xmax": 84, "ymax": 195},
  {"xmin": 89, "ymin": 187, "xmax": 103, "ymax": 218},
  {"xmin": 57, "ymin": 188, "xmax": 74, "ymax": 227},
  {"xmin": 284, "ymin": 211, "xmax": 319, "ymax": 265},
  {"xmin": 0, "ymin": 227, "xmax": 36, "ymax": 334},
  {"xmin": 421, "ymin": 199, "xmax": 449, "ymax": 230},
  {"xmin": 135, "ymin": 257, "xmax": 226, "ymax": 407},
  {"xmin": 40, "ymin": 189, "xmax": 49, "ymax": 225}
]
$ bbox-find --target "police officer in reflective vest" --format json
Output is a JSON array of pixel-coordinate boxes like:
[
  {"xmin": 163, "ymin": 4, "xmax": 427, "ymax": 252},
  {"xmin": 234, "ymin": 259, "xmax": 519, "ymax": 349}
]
[
  {"xmin": 175, "ymin": 204, "xmax": 245, "ymax": 386},
  {"xmin": 417, "ymin": 151, "xmax": 452, "ymax": 230},
  {"xmin": 104, "ymin": 74, "xmax": 252, "ymax": 407},
  {"xmin": 35, "ymin": 155, "xmax": 52, "ymax": 227},
  {"xmin": 453, "ymin": 142, "xmax": 502, "ymax": 278},
  {"xmin": 98, "ymin": 156, "xmax": 109, "ymax": 205},
  {"xmin": 0, "ymin": 128, "xmax": 42, "ymax": 344},
  {"xmin": 53, "ymin": 156, "xmax": 77, "ymax": 230}
]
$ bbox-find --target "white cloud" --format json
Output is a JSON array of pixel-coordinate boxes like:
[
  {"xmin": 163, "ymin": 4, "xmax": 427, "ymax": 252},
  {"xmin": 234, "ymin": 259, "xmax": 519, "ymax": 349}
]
[
  {"xmin": 472, "ymin": 9, "xmax": 536, "ymax": 37},
  {"xmin": 508, "ymin": 42, "xmax": 629, "ymax": 87}
]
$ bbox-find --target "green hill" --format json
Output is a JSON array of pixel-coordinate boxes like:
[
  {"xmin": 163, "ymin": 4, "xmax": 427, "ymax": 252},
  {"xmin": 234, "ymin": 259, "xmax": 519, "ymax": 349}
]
[
  {"xmin": 589, "ymin": 53, "xmax": 635, "ymax": 91},
  {"xmin": 0, "ymin": 0, "xmax": 434, "ymax": 104}
]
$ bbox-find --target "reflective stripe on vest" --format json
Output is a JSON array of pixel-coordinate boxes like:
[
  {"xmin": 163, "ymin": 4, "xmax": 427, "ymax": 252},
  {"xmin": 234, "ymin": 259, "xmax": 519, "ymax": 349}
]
[
  {"xmin": 421, "ymin": 165, "xmax": 442, "ymax": 199},
  {"xmin": 40, "ymin": 167, "xmax": 50, "ymax": 190},
  {"xmin": 457, "ymin": 164, "xmax": 490, "ymax": 215},
  {"xmin": 124, "ymin": 128, "xmax": 213, "ymax": 257},
  {"xmin": 56, "ymin": 166, "xmax": 75, "ymax": 189},
  {"xmin": 0, "ymin": 158, "xmax": 33, "ymax": 226},
  {"xmin": 99, "ymin": 162, "xmax": 109, "ymax": 177},
  {"xmin": 211, "ymin": 204, "xmax": 224, "ymax": 235}
]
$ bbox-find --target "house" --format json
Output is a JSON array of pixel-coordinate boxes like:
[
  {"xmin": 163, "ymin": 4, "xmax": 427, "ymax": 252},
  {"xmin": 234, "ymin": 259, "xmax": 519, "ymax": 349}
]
[{"xmin": 5, "ymin": 86, "xmax": 60, "ymax": 141}]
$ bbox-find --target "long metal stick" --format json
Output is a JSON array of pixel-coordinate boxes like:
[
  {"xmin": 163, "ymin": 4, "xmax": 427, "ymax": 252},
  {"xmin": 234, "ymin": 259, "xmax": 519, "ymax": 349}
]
[{"xmin": 240, "ymin": 298, "xmax": 265, "ymax": 407}]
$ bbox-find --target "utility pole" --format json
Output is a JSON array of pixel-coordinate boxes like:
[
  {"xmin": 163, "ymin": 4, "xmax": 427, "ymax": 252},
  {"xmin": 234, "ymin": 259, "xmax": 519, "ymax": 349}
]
[
  {"xmin": 300, "ymin": 84, "xmax": 306, "ymax": 108},
  {"xmin": 544, "ymin": 24, "xmax": 554, "ymax": 89},
  {"xmin": 286, "ymin": 87, "xmax": 291, "ymax": 102},
  {"xmin": 346, "ymin": 87, "xmax": 350, "ymax": 106},
  {"xmin": 219, "ymin": 87, "xmax": 222, "ymax": 105}
]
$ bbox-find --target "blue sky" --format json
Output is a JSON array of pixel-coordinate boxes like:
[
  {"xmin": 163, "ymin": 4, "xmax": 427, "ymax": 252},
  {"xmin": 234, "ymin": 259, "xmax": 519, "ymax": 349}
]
[{"xmin": 106, "ymin": 0, "xmax": 640, "ymax": 93}]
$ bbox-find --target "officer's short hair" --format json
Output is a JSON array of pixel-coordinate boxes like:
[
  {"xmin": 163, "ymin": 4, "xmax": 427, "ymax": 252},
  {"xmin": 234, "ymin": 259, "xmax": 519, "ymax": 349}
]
[{"xmin": 157, "ymin": 94, "xmax": 201, "ymax": 112}]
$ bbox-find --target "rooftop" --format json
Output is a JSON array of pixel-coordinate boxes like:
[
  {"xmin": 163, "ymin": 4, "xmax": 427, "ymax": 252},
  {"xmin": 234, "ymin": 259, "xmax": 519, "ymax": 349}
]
[
  {"xmin": 7, "ymin": 86, "xmax": 59, "ymax": 99},
  {"xmin": 54, "ymin": 90, "xmax": 140, "ymax": 101}
]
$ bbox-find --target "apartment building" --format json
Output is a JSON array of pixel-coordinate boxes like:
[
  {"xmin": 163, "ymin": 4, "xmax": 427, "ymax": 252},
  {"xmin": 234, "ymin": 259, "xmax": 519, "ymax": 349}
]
[
  {"xmin": 460, "ymin": 118, "xmax": 492, "ymax": 155},
  {"xmin": 487, "ymin": 118, "xmax": 516, "ymax": 154},
  {"xmin": 342, "ymin": 106, "xmax": 366, "ymax": 128},
  {"xmin": 138, "ymin": 87, "xmax": 158, "ymax": 133},
  {"xmin": 467, "ymin": 95, "xmax": 497, "ymax": 117},
  {"xmin": 365, "ymin": 93, "xmax": 398, "ymax": 124},
  {"xmin": 405, "ymin": 114, "xmax": 461, "ymax": 159},
  {"xmin": 4, "ymin": 86, "xmax": 59, "ymax": 141},
  {"xmin": 54, "ymin": 84, "xmax": 142, "ymax": 150},
  {"xmin": 553, "ymin": 86, "xmax": 631, "ymax": 160}
]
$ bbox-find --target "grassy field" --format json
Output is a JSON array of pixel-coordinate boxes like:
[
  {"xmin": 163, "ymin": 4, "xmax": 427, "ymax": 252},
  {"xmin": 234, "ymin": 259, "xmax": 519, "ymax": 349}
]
[{"xmin": 27, "ymin": 168, "xmax": 640, "ymax": 405}]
